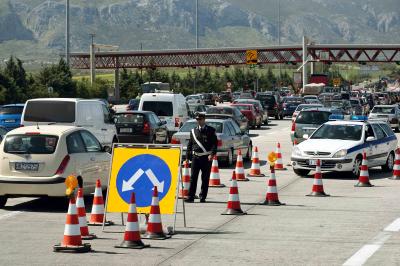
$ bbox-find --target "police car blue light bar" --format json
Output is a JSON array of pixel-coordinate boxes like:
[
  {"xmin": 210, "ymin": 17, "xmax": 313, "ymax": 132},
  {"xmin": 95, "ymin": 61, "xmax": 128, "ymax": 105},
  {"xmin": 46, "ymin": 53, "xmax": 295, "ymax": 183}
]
[
  {"xmin": 329, "ymin": 114, "xmax": 368, "ymax": 121},
  {"xmin": 329, "ymin": 114, "xmax": 344, "ymax": 121},
  {"xmin": 350, "ymin": 115, "xmax": 368, "ymax": 121}
]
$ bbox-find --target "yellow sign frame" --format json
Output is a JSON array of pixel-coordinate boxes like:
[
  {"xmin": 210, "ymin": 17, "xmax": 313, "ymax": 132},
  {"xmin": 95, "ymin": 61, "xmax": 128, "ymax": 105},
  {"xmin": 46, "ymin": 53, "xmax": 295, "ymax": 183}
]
[{"xmin": 105, "ymin": 144, "xmax": 182, "ymax": 215}]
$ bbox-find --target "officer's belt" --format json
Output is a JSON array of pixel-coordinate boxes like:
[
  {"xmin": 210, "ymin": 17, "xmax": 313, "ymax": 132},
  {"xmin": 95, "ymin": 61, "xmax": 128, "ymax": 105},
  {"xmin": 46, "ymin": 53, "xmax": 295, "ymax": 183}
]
[{"xmin": 193, "ymin": 151, "xmax": 211, "ymax": 156}]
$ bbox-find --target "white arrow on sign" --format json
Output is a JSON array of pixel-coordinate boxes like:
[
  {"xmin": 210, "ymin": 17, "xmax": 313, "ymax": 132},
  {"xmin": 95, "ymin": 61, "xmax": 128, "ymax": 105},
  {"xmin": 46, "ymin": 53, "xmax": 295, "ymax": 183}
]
[
  {"xmin": 122, "ymin": 168, "xmax": 145, "ymax": 192},
  {"xmin": 145, "ymin": 169, "xmax": 165, "ymax": 193}
]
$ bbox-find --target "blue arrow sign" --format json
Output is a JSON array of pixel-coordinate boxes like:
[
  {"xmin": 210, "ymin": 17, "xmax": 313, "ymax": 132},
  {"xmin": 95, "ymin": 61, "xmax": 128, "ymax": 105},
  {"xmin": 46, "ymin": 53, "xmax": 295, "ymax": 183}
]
[{"xmin": 116, "ymin": 154, "xmax": 172, "ymax": 208}]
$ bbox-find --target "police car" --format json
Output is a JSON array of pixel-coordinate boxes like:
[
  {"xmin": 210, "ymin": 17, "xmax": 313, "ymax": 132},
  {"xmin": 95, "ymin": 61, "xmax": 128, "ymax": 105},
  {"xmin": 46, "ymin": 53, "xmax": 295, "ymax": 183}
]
[{"xmin": 291, "ymin": 115, "xmax": 398, "ymax": 177}]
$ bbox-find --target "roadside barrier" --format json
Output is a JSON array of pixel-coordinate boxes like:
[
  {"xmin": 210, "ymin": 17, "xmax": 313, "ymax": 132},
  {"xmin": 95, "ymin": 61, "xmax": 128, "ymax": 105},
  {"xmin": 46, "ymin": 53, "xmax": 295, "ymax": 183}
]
[{"xmin": 222, "ymin": 171, "xmax": 246, "ymax": 215}]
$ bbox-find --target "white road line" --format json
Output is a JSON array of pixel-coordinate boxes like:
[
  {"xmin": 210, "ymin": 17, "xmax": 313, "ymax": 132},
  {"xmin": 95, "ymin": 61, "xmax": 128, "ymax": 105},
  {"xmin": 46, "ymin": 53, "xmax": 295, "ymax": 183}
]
[
  {"xmin": 0, "ymin": 211, "xmax": 22, "ymax": 221},
  {"xmin": 343, "ymin": 231, "xmax": 391, "ymax": 266},
  {"xmin": 384, "ymin": 218, "xmax": 400, "ymax": 232}
]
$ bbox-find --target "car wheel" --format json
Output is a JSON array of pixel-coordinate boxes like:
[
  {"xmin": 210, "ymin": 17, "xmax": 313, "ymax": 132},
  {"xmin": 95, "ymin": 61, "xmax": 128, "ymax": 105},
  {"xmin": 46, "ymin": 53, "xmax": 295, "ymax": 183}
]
[
  {"xmin": 257, "ymin": 124, "xmax": 261, "ymax": 129},
  {"xmin": 293, "ymin": 169, "xmax": 310, "ymax": 177},
  {"xmin": 225, "ymin": 149, "xmax": 234, "ymax": 166},
  {"xmin": 351, "ymin": 155, "xmax": 363, "ymax": 178},
  {"xmin": 396, "ymin": 125, "xmax": 400, "ymax": 133},
  {"xmin": 382, "ymin": 151, "xmax": 395, "ymax": 172},
  {"xmin": 275, "ymin": 115, "xmax": 279, "ymax": 120},
  {"xmin": 245, "ymin": 144, "xmax": 252, "ymax": 161},
  {"xmin": 279, "ymin": 114, "xmax": 284, "ymax": 120},
  {"xmin": 0, "ymin": 196, "xmax": 7, "ymax": 208}
]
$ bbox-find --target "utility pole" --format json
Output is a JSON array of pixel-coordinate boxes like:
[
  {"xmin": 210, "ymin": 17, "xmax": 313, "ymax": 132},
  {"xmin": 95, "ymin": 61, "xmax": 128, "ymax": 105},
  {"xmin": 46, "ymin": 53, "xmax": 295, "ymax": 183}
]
[
  {"xmin": 277, "ymin": 0, "xmax": 282, "ymax": 89},
  {"xmin": 89, "ymin": 33, "xmax": 96, "ymax": 85},
  {"xmin": 65, "ymin": 0, "xmax": 70, "ymax": 65},
  {"xmin": 140, "ymin": 42, "xmax": 143, "ymax": 83},
  {"xmin": 194, "ymin": 0, "xmax": 199, "ymax": 94},
  {"xmin": 302, "ymin": 36, "xmax": 308, "ymax": 90}
]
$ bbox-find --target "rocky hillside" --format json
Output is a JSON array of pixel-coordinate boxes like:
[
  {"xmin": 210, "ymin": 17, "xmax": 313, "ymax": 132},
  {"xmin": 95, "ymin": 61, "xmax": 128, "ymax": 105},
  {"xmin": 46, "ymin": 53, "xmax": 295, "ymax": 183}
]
[{"xmin": 0, "ymin": 0, "xmax": 399, "ymax": 62}]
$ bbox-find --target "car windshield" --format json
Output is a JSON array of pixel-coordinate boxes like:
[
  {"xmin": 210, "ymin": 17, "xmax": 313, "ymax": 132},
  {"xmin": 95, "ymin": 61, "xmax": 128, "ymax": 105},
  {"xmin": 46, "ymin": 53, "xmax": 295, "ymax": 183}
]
[
  {"xmin": 295, "ymin": 111, "xmax": 331, "ymax": 124},
  {"xmin": 372, "ymin": 107, "xmax": 395, "ymax": 114},
  {"xmin": 142, "ymin": 101, "xmax": 173, "ymax": 116},
  {"xmin": 179, "ymin": 121, "xmax": 223, "ymax": 133},
  {"xmin": 207, "ymin": 107, "xmax": 233, "ymax": 115},
  {"xmin": 114, "ymin": 113, "xmax": 144, "ymax": 124},
  {"xmin": 324, "ymin": 101, "xmax": 343, "ymax": 108},
  {"xmin": 234, "ymin": 105, "xmax": 251, "ymax": 111},
  {"xmin": 4, "ymin": 134, "xmax": 58, "ymax": 154},
  {"xmin": 295, "ymin": 105, "xmax": 322, "ymax": 111},
  {"xmin": 0, "ymin": 106, "xmax": 23, "ymax": 115},
  {"xmin": 311, "ymin": 124, "xmax": 363, "ymax": 141}
]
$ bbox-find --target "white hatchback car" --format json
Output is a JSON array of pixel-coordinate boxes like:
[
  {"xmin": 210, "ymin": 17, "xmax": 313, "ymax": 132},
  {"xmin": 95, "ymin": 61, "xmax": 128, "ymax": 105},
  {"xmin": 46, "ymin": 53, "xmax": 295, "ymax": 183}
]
[
  {"xmin": 0, "ymin": 125, "xmax": 111, "ymax": 208},
  {"xmin": 291, "ymin": 117, "xmax": 398, "ymax": 178}
]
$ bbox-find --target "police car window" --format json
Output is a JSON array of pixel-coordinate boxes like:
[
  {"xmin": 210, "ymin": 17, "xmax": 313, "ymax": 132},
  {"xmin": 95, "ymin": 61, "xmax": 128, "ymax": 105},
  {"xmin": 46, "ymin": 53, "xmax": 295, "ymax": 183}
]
[
  {"xmin": 230, "ymin": 121, "xmax": 242, "ymax": 135},
  {"xmin": 371, "ymin": 124, "xmax": 386, "ymax": 140},
  {"xmin": 379, "ymin": 123, "xmax": 395, "ymax": 137},
  {"xmin": 225, "ymin": 122, "xmax": 235, "ymax": 136},
  {"xmin": 311, "ymin": 124, "xmax": 362, "ymax": 141}
]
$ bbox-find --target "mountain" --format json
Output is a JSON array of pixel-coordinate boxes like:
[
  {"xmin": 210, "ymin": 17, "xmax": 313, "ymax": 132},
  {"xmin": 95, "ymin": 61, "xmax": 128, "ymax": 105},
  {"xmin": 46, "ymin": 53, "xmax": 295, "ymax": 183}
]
[{"xmin": 0, "ymin": 0, "xmax": 399, "ymax": 63}]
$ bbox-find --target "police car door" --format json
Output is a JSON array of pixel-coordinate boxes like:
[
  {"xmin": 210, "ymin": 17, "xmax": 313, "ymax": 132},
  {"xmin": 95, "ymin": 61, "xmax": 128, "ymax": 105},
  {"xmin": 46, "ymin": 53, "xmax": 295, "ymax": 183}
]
[
  {"xmin": 371, "ymin": 124, "xmax": 389, "ymax": 165},
  {"xmin": 364, "ymin": 124, "xmax": 380, "ymax": 167}
]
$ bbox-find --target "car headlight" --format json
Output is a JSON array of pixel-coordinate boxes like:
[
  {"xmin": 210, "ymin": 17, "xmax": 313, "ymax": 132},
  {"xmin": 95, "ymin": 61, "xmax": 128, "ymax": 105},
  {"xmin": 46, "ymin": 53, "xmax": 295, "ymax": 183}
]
[
  {"xmin": 332, "ymin": 149, "xmax": 347, "ymax": 158},
  {"xmin": 293, "ymin": 146, "xmax": 302, "ymax": 157}
]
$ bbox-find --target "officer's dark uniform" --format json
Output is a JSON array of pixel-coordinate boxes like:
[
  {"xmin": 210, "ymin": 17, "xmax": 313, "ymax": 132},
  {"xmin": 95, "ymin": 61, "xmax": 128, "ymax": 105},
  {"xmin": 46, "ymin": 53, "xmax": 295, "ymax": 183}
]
[{"xmin": 186, "ymin": 114, "xmax": 218, "ymax": 202}]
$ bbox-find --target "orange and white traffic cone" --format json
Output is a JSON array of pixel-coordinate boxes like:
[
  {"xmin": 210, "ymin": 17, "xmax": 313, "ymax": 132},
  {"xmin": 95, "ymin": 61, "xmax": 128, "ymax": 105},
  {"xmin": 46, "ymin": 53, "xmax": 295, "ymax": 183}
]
[
  {"xmin": 76, "ymin": 188, "xmax": 96, "ymax": 240},
  {"xmin": 209, "ymin": 156, "xmax": 225, "ymax": 187},
  {"xmin": 247, "ymin": 147, "xmax": 265, "ymax": 177},
  {"xmin": 390, "ymin": 148, "xmax": 400, "ymax": 180},
  {"xmin": 275, "ymin": 143, "xmax": 286, "ymax": 170},
  {"xmin": 115, "ymin": 192, "xmax": 150, "ymax": 249},
  {"xmin": 222, "ymin": 171, "xmax": 246, "ymax": 215},
  {"xmin": 88, "ymin": 179, "xmax": 113, "ymax": 226},
  {"xmin": 307, "ymin": 159, "xmax": 329, "ymax": 197},
  {"xmin": 236, "ymin": 150, "xmax": 249, "ymax": 181},
  {"xmin": 143, "ymin": 186, "xmax": 171, "ymax": 240},
  {"xmin": 53, "ymin": 197, "xmax": 91, "ymax": 252},
  {"xmin": 179, "ymin": 161, "xmax": 191, "ymax": 198},
  {"xmin": 355, "ymin": 152, "xmax": 373, "ymax": 187},
  {"xmin": 263, "ymin": 166, "xmax": 285, "ymax": 205}
]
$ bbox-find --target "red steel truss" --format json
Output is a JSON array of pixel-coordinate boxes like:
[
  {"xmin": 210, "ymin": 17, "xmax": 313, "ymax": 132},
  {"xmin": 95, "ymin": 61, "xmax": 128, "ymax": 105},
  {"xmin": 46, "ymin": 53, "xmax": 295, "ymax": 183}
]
[{"xmin": 70, "ymin": 44, "xmax": 400, "ymax": 69}]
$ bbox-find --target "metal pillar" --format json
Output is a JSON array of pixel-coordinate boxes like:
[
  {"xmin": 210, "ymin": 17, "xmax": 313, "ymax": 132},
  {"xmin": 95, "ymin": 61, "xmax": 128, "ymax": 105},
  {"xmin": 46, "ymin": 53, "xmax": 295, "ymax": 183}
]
[
  {"xmin": 302, "ymin": 36, "xmax": 308, "ymax": 90},
  {"xmin": 65, "ymin": 0, "xmax": 70, "ymax": 65},
  {"xmin": 114, "ymin": 68, "xmax": 120, "ymax": 101},
  {"xmin": 90, "ymin": 34, "xmax": 96, "ymax": 85}
]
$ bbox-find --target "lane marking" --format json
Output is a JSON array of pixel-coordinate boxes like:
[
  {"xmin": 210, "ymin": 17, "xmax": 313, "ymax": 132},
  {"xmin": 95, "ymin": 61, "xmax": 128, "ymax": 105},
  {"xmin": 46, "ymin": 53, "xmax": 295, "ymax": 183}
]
[
  {"xmin": 343, "ymin": 230, "xmax": 392, "ymax": 266},
  {"xmin": 384, "ymin": 218, "xmax": 400, "ymax": 232},
  {"xmin": 0, "ymin": 211, "xmax": 22, "ymax": 221}
]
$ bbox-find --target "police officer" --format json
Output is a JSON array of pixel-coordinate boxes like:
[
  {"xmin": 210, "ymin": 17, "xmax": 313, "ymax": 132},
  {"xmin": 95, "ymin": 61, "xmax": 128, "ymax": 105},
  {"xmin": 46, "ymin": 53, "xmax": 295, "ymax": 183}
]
[{"xmin": 185, "ymin": 112, "xmax": 218, "ymax": 203}]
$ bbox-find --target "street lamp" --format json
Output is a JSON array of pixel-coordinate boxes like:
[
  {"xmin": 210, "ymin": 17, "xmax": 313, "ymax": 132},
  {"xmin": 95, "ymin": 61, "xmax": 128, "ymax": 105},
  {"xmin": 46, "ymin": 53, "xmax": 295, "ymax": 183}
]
[{"xmin": 65, "ymin": 0, "xmax": 70, "ymax": 65}]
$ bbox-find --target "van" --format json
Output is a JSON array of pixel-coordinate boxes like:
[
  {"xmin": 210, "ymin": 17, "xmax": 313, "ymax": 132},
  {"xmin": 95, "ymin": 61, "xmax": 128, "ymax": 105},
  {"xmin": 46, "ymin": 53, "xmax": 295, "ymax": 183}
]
[
  {"xmin": 138, "ymin": 93, "xmax": 188, "ymax": 139},
  {"xmin": 21, "ymin": 98, "xmax": 117, "ymax": 146}
]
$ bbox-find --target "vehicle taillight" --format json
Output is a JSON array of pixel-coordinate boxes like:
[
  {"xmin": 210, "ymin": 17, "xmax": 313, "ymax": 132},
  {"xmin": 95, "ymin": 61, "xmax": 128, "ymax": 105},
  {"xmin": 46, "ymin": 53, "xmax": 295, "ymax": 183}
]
[
  {"xmin": 171, "ymin": 137, "xmax": 180, "ymax": 144},
  {"xmin": 291, "ymin": 121, "xmax": 296, "ymax": 132},
  {"xmin": 143, "ymin": 122, "xmax": 150, "ymax": 134},
  {"xmin": 217, "ymin": 139, "xmax": 222, "ymax": 147},
  {"xmin": 56, "ymin": 155, "xmax": 70, "ymax": 175},
  {"xmin": 175, "ymin": 117, "xmax": 180, "ymax": 127}
]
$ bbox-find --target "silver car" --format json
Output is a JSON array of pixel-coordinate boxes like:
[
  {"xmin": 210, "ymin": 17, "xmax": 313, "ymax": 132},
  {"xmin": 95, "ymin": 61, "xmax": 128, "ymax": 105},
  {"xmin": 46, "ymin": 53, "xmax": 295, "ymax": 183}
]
[
  {"xmin": 171, "ymin": 118, "xmax": 252, "ymax": 166},
  {"xmin": 369, "ymin": 105, "xmax": 400, "ymax": 131}
]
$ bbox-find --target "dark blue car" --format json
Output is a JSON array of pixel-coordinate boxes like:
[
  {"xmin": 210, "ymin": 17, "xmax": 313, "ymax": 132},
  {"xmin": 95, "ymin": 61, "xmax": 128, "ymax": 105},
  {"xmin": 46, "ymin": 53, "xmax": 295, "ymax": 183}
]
[
  {"xmin": 0, "ymin": 104, "xmax": 24, "ymax": 130},
  {"xmin": 282, "ymin": 97, "xmax": 303, "ymax": 117}
]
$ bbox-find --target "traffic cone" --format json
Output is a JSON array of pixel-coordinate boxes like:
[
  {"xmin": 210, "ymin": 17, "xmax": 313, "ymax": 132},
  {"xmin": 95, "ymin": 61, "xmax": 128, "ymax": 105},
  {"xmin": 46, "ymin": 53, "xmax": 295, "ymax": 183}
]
[
  {"xmin": 179, "ymin": 161, "xmax": 191, "ymax": 198},
  {"xmin": 293, "ymin": 139, "xmax": 298, "ymax": 146},
  {"xmin": 307, "ymin": 159, "xmax": 329, "ymax": 197},
  {"xmin": 76, "ymin": 188, "xmax": 96, "ymax": 240},
  {"xmin": 142, "ymin": 186, "xmax": 171, "ymax": 240},
  {"xmin": 355, "ymin": 152, "xmax": 373, "ymax": 187},
  {"xmin": 389, "ymin": 148, "xmax": 400, "ymax": 180},
  {"xmin": 275, "ymin": 143, "xmax": 286, "ymax": 170},
  {"xmin": 247, "ymin": 146, "xmax": 265, "ymax": 177},
  {"xmin": 115, "ymin": 192, "xmax": 150, "ymax": 249},
  {"xmin": 263, "ymin": 166, "xmax": 285, "ymax": 205},
  {"xmin": 88, "ymin": 179, "xmax": 113, "ymax": 226},
  {"xmin": 236, "ymin": 150, "xmax": 249, "ymax": 181},
  {"xmin": 209, "ymin": 156, "xmax": 225, "ymax": 187},
  {"xmin": 222, "ymin": 171, "xmax": 246, "ymax": 215},
  {"xmin": 53, "ymin": 197, "xmax": 91, "ymax": 253}
]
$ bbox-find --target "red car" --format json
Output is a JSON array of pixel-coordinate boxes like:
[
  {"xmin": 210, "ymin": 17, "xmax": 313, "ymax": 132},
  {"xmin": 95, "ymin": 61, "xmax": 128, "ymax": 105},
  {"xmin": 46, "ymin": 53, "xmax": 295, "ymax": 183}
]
[{"xmin": 231, "ymin": 104, "xmax": 262, "ymax": 129}]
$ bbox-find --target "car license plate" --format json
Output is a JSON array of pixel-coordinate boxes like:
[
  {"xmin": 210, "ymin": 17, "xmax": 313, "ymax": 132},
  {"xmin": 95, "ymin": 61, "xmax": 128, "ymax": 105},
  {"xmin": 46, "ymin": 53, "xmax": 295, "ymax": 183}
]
[
  {"xmin": 5, "ymin": 119, "xmax": 15, "ymax": 123},
  {"xmin": 120, "ymin": 128, "xmax": 132, "ymax": 133},
  {"xmin": 309, "ymin": 159, "xmax": 317, "ymax": 166},
  {"xmin": 15, "ymin": 163, "xmax": 39, "ymax": 171}
]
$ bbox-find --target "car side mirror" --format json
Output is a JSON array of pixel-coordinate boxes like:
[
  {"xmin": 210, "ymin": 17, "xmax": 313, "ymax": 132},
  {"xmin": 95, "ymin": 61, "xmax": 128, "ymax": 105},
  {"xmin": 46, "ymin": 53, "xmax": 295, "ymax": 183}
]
[
  {"xmin": 102, "ymin": 146, "xmax": 112, "ymax": 153},
  {"xmin": 366, "ymin": 136, "xmax": 376, "ymax": 142},
  {"xmin": 303, "ymin": 134, "xmax": 309, "ymax": 139}
]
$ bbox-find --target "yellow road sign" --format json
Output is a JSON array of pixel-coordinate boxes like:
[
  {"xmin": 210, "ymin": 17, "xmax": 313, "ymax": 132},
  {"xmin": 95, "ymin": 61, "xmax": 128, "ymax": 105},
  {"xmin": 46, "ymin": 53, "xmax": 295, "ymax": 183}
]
[
  {"xmin": 106, "ymin": 146, "xmax": 181, "ymax": 214},
  {"xmin": 246, "ymin": 50, "xmax": 258, "ymax": 65},
  {"xmin": 333, "ymin": 78, "xmax": 341, "ymax": 86}
]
